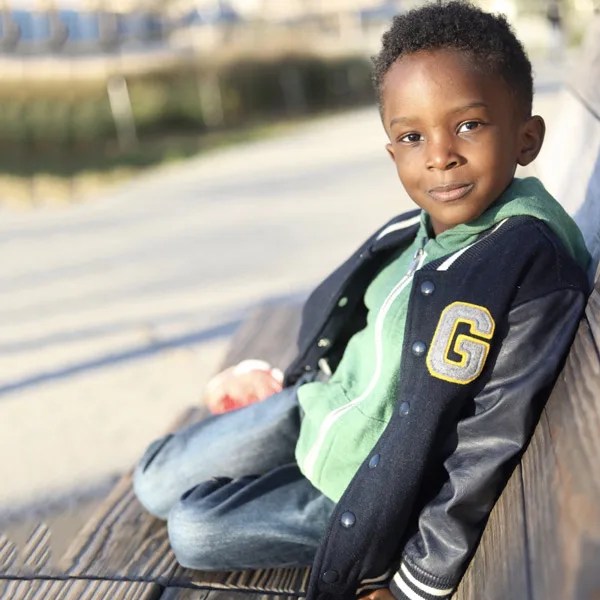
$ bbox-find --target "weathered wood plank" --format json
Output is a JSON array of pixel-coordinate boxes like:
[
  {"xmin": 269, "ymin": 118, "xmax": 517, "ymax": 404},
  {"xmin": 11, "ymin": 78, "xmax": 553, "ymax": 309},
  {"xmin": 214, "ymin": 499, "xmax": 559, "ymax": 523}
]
[
  {"xmin": 521, "ymin": 317, "xmax": 600, "ymax": 600},
  {"xmin": 202, "ymin": 591, "xmax": 301, "ymax": 600},
  {"xmin": 59, "ymin": 473, "xmax": 177, "ymax": 583},
  {"xmin": 585, "ymin": 280, "xmax": 600, "ymax": 349},
  {"xmin": 167, "ymin": 565, "xmax": 310, "ymax": 596},
  {"xmin": 0, "ymin": 522, "xmax": 61, "ymax": 578},
  {"xmin": 453, "ymin": 464, "xmax": 530, "ymax": 600},
  {"xmin": 0, "ymin": 534, "xmax": 18, "ymax": 575},
  {"xmin": 161, "ymin": 586, "xmax": 300, "ymax": 599},
  {"xmin": 60, "ymin": 303, "xmax": 303, "ymax": 589},
  {"xmin": 219, "ymin": 302, "xmax": 302, "ymax": 371},
  {"xmin": 21, "ymin": 523, "xmax": 51, "ymax": 574},
  {"xmin": 0, "ymin": 578, "xmax": 161, "ymax": 600},
  {"xmin": 160, "ymin": 588, "xmax": 210, "ymax": 600}
]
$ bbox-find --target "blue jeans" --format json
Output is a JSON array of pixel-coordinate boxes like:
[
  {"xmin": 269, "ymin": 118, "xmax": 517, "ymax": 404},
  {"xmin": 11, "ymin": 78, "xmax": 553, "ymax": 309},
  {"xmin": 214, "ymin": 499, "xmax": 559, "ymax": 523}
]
[{"xmin": 133, "ymin": 384, "xmax": 335, "ymax": 570}]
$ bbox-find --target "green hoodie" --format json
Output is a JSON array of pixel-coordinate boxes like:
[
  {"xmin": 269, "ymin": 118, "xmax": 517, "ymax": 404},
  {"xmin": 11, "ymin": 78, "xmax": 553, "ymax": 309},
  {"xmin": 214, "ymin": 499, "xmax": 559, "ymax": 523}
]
[{"xmin": 294, "ymin": 177, "xmax": 590, "ymax": 502}]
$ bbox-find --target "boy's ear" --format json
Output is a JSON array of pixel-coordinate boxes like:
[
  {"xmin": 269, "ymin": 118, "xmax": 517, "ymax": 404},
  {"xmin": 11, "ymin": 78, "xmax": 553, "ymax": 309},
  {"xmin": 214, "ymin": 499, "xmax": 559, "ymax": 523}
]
[
  {"xmin": 385, "ymin": 143, "xmax": 396, "ymax": 162},
  {"xmin": 517, "ymin": 115, "xmax": 546, "ymax": 166}
]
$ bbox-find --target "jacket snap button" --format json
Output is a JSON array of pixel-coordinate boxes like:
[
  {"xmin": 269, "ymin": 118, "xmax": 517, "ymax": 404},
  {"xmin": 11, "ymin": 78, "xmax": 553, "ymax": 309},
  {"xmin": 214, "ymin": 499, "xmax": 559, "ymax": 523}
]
[
  {"xmin": 338, "ymin": 296, "xmax": 348, "ymax": 307},
  {"xmin": 322, "ymin": 569, "xmax": 339, "ymax": 583},
  {"xmin": 317, "ymin": 338, "xmax": 331, "ymax": 348},
  {"xmin": 368, "ymin": 453, "xmax": 380, "ymax": 468},
  {"xmin": 304, "ymin": 365, "xmax": 312, "ymax": 372},
  {"xmin": 340, "ymin": 511, "xmax": 356, "ymax": 528},
  {"xmin": 420, "ymin": 280, "xmax": 435, "ymax": 296},
  {"xmin": 411, "ymin": 341, "xmax": 427, "ymax": 356},
  {"xmin": 399, "ymin": 401, "xmax": 410, "ymax": 416}
]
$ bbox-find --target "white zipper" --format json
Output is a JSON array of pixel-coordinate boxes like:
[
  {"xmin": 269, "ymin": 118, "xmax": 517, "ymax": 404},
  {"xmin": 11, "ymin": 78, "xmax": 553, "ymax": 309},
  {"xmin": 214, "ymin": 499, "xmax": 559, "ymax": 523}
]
[{"xmin": 303, "ymin": 245, "xmax": 427, "ymax": 479}]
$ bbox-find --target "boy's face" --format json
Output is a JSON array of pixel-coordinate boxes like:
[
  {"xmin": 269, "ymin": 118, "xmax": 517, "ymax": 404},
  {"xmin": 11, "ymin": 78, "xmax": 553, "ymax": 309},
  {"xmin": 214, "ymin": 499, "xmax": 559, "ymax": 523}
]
[{"xmin": 382, "ymin": 49, "xmax": 544, "ymax": 235}]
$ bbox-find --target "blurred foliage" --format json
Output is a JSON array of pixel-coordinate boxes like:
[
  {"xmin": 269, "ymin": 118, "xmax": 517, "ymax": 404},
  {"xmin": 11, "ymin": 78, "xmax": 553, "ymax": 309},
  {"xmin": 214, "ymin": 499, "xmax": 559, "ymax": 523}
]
[{"xmin": 0, "ymin": 54, "xmax": 374, "ymax": 181}]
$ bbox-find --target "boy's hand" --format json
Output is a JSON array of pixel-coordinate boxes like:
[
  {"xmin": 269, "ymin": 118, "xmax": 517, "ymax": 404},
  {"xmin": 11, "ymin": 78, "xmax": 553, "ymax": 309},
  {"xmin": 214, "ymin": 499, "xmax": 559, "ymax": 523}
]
[
  {"xmin": 358, "ymin": 589, "xmax": 395, "ymax": 600},
  {"xmin": 204, "ymin": 360, "xmax": 284, "ymax": 414}
]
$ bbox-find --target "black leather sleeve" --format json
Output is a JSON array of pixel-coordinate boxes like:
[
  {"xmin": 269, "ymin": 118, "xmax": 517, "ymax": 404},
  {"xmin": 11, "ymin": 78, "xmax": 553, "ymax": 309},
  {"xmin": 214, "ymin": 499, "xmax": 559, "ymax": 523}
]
[{"xmin": 389, "ymin": 287, "xmax": 587, "ymax": 600}]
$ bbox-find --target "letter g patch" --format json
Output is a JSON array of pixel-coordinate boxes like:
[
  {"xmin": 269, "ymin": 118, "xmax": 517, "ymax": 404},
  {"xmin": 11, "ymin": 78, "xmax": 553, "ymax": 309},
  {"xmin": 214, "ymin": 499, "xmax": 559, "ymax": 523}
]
[{"xmin": 426, "ymin": 302, "xmax": 495, "ymax": 384}]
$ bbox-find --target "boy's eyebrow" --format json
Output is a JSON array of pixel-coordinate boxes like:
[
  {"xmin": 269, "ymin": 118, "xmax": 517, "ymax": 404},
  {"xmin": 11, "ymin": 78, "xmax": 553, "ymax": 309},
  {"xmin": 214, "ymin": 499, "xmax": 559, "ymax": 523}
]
[{"xmin": 388, "ymin": 102, "xmax": 489, "ymax": 129}]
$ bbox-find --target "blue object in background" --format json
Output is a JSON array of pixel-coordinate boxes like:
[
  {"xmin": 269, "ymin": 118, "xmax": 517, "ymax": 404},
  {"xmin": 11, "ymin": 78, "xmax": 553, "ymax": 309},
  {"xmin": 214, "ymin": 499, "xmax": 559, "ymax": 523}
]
[{"xmin": 58, "ymin": 10, "xmax": 100, "ymax": 42}]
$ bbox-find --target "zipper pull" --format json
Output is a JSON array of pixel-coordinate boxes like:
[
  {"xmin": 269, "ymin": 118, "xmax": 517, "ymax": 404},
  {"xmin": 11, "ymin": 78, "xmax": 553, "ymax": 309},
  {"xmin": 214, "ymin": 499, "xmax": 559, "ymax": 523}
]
[{"xmin": 407, "ymin": 239, "xmax": 427, "ymax": 275}]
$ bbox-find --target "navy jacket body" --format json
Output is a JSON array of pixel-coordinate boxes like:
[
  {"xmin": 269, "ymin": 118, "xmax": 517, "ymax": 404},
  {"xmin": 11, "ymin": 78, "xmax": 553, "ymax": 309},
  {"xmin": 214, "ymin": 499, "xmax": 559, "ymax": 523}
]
[{"xmin": 283, "ymin": 210, "xmax": 589, "ymax": 600}]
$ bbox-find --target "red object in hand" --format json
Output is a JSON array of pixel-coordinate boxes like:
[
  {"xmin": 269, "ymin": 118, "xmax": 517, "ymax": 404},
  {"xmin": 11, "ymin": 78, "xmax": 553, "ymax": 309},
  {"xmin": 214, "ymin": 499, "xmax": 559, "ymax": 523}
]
[{"xmin": 205, "ymin": 360, "xmax": 284, "ymax": 414}]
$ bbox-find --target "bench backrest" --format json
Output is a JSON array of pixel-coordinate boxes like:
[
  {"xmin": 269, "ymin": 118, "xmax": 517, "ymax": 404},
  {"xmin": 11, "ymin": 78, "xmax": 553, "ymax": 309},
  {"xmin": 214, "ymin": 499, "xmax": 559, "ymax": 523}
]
[{"xmin": 535, "ymin": 15, "xmax": 600, "ymax": 280}]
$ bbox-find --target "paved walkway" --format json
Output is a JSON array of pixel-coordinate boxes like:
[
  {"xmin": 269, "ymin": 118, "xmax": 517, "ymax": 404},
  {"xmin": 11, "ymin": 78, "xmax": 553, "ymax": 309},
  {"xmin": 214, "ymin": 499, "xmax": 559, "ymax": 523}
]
[
  {"xmin": 0, "ymin": 63, "xmax": 564, "ymax": 526},
  {"xmin": 0, "ymin": 106, "xmax": 412, "ymax": 518}
]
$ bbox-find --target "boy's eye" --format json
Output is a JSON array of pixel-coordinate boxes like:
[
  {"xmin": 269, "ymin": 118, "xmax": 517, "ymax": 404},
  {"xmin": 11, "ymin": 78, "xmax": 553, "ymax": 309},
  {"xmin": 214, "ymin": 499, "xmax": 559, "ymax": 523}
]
[
  {"xmin": 399, "ymin": 132, "xmax": 423, "ymax": 143},
  {"xmin": 457, "ymin": 121, "xmax": 481, "ymax": 133}
]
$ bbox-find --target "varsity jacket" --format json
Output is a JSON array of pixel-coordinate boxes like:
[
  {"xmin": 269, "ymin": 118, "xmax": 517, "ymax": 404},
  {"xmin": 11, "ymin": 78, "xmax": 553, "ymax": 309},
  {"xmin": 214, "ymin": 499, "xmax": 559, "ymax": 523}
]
[{"xmin": 283, "ymin": 210, "xmax": 589, "ymax": 600}]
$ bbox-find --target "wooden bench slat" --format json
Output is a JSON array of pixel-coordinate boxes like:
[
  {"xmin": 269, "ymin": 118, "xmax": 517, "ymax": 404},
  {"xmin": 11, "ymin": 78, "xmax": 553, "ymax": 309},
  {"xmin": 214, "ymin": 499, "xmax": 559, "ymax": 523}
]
[
  {"xmin": 219, "ymin": 303, "xmax": 302, "ymax": 370},
  {"xmin": 585, "ymin": 282, "xmax": 600, "ymax": 349},
  {"xmin": 521, "ymin": 315, "xmax": 600, "ymax": 600},
  {"xmin": 167, "ymin": 564, "xmax": 310, "ymax": 596},
  {"xmin": 59, "ymin": 473, "xmax": 177, "ymax": 583},
  {"xmin": 453, "ymin": 464, "xmax": 530, "ymax": 600},
  {"xmin": 1, "ymin": 522, "xmax": 68, "ymax": 579},
  {"xmin": 0, "ymin": 535, "xmax": 18, "ymax": 574},
  {"xmin": 0, "ymin": 578, "xmax": 161, "ymax": 600},
  {"xmin": 161, "ymin": 586, "xmax": 300, "ymax": 599},
  {"xmin": 160, "ymin": 588, "xmax": 210, "ymax": 600},
  {"xmin": 202, "ymin": 591, "xmax": 300, "ymax": 600},
  {"xmin": 52, "ymin": 275, "xmax": 600, "ymax": 599},
  {"xmin": 58, "ymin": 304, "xmax": 304, "ymax": 595}
]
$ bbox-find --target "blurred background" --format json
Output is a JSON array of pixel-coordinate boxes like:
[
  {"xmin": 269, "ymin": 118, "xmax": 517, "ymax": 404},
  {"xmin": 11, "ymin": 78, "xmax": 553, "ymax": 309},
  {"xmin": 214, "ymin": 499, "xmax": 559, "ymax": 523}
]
[
  {"xmin": 0, "ymin": 0, "xmax": 401, "ymax": 205},
  {"xmin": 1, "ymin": 0, "xmax": 598, "ymax": 572},
  {"xmin": 0, "ymin": 0, "xmax": 595, "ymax": 205}
]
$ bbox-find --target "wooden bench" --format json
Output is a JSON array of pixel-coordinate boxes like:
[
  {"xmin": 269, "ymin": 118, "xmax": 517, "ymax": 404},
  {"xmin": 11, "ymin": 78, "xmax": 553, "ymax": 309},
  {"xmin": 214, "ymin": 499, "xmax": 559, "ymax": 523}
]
[
  {"xmin": 0, "ymin": 303, "xmax": 309, "ymax": 600},
  {"xmin": 2, "ymin": 275, "xmax": 599, "ymax": 600},
  {"xmin": 3, "ymin": 16, "xmax": 600, "ymax": 600}
]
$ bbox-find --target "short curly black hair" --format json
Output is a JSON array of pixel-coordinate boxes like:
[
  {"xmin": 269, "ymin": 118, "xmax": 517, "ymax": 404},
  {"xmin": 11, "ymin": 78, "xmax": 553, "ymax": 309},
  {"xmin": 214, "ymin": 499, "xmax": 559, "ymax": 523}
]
[{"xmin": 372, "ymin": 1, "xmax": 533, "ymax": 116}]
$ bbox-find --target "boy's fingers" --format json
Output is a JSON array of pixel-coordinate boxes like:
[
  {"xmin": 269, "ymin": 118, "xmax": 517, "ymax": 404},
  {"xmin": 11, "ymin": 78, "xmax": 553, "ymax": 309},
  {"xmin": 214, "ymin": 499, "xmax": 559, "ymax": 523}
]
[
  {"xmin": 240, "ymin": 371, "xmax": 282, "ymax": 396},
  {"xmin": 204, "ymin": 367, "xmax": 284, "ymax": 413},
  {"xmin": 204, "ymin": 361, "xmax": 283, "ymax": 413},
  {"xmin": 270, "ymin": 367, "xmax": 284, "ymax": 383}
]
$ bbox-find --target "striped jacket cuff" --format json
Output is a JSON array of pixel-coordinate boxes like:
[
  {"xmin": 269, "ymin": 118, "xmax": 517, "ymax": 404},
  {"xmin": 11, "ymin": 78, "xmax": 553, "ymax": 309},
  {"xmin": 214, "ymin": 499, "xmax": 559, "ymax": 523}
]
[{"xmin": 389, "ymin": 562, "xmax": 454, "ymax": 600}]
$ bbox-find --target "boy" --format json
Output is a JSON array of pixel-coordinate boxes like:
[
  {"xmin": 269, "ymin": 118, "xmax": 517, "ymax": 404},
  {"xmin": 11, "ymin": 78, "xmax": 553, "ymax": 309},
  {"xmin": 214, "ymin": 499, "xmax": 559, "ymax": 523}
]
[{"xmin": 134, "ymin": 3, "xmax": 590, "ymax": 599}]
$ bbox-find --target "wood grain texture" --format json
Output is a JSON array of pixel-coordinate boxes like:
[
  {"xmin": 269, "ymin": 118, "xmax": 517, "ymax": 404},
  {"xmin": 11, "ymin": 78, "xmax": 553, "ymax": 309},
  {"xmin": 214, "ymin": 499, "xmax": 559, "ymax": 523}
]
[
  {"xmin": 19, "ymin": 523, "xmax": 52, "ymax": 577},
  {"xmin": 0, "ymin": 578, "xmax": 161, "ymax": 600},
  {"xmin": 54, "ymin": 288, "xmax": 600, "ymax": 600},
  {"xmin": 219, "ymin": 303, "xmax": 302, "ymax": 372},
  {"xmin": 453, "ymin": 464, "xmax": 530, "ymax": 600},
  {"xmin": 59, "ymin": 473, "xmax": 177, "ymax": 583},
  {"xmin": 0, "ymin": 523, "xmax": 61, "ymax": 578},
  {"xmin": 57, "ymin": 302, "xmax": 304, "ymax": 593},
  {"xmin": 521, "ymin": 317, "xmax": 600, "ymax": 600},
  {"xmin": 0, "ymin": 534, "xmax": 18, "ymax": 575},
  {"xmin": 202, "ymin": 591, "xmax": 301, "ymax": 600},
  {"xmin": 160, "ymin": 588, "xmax": 210, "ymax": 600},
  {"xmin": 585, "ymin": 279, "xmax": 600, "ymax": 348},
  {"xmin": 161, "ymin": 587, "xmax": 301, "ymax": 599},
  {"xmin": 168, "ymin": 565, "xmax": 310, "ymax": 596}
]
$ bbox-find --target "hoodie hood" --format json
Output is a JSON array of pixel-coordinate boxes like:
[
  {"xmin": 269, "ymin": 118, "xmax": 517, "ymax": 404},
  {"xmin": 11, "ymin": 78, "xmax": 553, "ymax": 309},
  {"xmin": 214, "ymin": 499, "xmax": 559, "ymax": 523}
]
[{"xmin": 422, "ymin": 177, "xmax": 590, "ymax": 270}]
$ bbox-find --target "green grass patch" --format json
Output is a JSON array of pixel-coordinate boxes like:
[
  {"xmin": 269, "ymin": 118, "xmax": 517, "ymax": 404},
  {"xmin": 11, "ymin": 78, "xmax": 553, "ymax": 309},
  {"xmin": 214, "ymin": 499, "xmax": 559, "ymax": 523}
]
[{"xmin": 0, "ymin": 54, "xmax": 374, "ymax": 205}]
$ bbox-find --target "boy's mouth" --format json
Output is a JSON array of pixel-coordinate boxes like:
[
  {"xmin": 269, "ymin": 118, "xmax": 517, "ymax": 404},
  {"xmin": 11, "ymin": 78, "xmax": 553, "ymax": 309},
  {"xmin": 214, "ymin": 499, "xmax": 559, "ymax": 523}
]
[{"xmin": 427, "ymin": 183, "xmax": 474, "ymax": 203}]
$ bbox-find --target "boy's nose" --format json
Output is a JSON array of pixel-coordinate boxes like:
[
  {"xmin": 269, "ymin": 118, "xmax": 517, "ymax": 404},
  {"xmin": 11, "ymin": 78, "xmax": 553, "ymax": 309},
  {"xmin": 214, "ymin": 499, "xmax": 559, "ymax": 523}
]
[{"xmin": 426, "ymin": 140, "xmax": 462, "ymax": 171}]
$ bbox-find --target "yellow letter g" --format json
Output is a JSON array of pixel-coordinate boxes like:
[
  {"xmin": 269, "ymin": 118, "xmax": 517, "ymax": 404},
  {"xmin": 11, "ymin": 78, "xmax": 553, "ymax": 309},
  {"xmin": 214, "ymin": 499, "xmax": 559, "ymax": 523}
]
[{"xmin": 426, "ymin": 302, "xmax": 495, "ymax": 384}]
